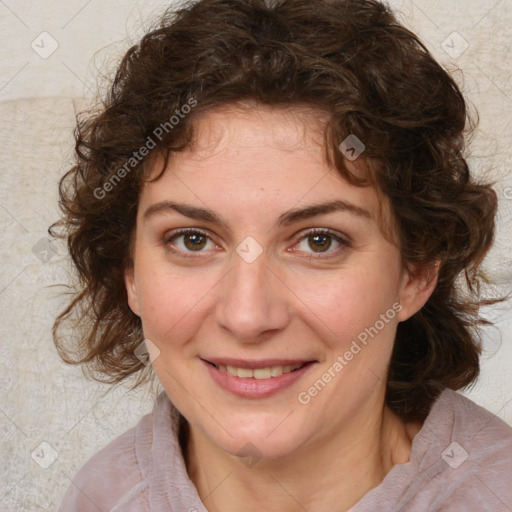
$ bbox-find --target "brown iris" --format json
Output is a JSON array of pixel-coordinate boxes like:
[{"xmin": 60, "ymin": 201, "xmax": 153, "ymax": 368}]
[
  {"xmin": 308, "ymin": 234, "xmax": 332, "ymax": 252},
  {"xmin": 184, "ymin": 232, "xmax": 207, "ymax": 251}
]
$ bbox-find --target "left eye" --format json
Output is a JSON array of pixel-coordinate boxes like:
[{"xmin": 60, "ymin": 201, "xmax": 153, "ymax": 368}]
[{"xmin": 294, "ymin": 231, "xmax": 345, "ymax": 254}]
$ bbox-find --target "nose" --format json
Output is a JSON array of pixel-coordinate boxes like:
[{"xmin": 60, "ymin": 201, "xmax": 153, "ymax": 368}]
[{"xmin": 215, "ymin": 249, "xmax": 291, "ymax": 344}]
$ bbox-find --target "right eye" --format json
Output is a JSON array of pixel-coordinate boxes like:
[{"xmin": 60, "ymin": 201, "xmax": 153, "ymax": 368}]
[{"xmin": 164, "ymin": 228, "xmax": 220, "ymax": 256}]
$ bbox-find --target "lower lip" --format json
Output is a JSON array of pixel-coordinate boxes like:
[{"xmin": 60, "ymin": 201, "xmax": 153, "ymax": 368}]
[{"xmin": 203, "ymin": 360, "xmax": 316, "ymax": 399}]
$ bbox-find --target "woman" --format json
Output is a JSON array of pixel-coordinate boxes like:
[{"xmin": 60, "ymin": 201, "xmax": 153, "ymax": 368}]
[{"xmin": 54, "ymin": 0, "xmax": 512, "ymax": 510}]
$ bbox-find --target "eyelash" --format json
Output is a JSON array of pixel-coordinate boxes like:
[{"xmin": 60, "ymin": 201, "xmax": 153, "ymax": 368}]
[{"xmin": 162, "ymin": 228, "xmax": 351, "ymax": 259}]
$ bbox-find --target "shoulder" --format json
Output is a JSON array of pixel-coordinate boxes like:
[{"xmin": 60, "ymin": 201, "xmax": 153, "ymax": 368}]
[
  {"xmin": 57, "ymin": 412, "xmax": 153, "ymax": 512},
  {"xmin": 424, "ymin": 389, "xmax": 512, "ymax": 509},
  {"xmin": 441, "ymin": 389, "xmax": 512, "ymax": 452}
]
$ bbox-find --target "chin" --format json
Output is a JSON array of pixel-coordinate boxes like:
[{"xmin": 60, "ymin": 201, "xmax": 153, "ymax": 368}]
[{"xmin": 196, "ymin": 410, "xmax": 313, "ymax": 463}]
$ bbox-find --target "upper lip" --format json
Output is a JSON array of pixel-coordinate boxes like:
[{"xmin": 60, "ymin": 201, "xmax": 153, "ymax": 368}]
[{"xmin": 203, "ymin": 357, "xmax": 315, "ymax": 369}]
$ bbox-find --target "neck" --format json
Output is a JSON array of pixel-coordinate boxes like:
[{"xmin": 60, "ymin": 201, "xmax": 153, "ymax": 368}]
[{"xmin": 185, "ymin": 402, "xmax": 421, "ymax": 512}]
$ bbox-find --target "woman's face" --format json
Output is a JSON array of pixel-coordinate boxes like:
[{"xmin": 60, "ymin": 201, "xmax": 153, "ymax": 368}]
[{"xmin": 125, "ymin": 104, "xmax": 431, "ymax": 460}]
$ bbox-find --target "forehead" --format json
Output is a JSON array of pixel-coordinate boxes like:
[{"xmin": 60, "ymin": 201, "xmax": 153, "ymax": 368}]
[
  {"xmin": 186, "ymin": 102, "xmax": 330, "ymax": 155},
  {"xmin": 140, "ymin": 103, "xmax": 393, "ymax": 236},
  {"xmin": 146, "ymin": 103, "xmax": 346, "ymax": 189}
]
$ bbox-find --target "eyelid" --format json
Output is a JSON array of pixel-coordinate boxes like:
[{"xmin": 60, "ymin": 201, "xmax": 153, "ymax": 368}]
[
  {"xmin": 163, "ymin": 227, "xmax": 222, "ymax": 256},
  {"xmin": 294, "ymin": 227, "xmax": 350, "ymax": 243},
  {"xmin": 289, "ymin": 228, "xmax": 351, "ymax": 257},
  {"xmin": 163, "ymin": 227, "xmax": 212, "ymax": 241}
]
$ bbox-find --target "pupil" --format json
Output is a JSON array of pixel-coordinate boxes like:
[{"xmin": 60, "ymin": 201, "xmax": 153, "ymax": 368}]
[
  {"xmin": 185, "ymin": 233, "xmax": 206, "ymax": 250},
  {"xmin": 309, "ymin": 234, "xmax": 331, "ymax": 252}
]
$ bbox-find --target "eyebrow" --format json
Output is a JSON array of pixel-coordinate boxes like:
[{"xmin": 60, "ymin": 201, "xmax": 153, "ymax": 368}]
[{"xmin": 143, "ymin": 199, "xmax": 372, "ymax": 227}]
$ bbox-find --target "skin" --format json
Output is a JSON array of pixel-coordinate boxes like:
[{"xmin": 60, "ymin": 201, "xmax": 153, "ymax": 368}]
[{"xmin": 125, "ymin": 103, "xmax": 438, "ymax": 511}]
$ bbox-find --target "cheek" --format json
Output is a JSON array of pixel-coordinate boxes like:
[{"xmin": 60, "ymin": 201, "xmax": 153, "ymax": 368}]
[
  {"xmin": 299, "ymin": 269, "xmax": 402, "ymax": 399},
  {"xmin": 292, "ymin": 263, "xmax": 401, "ymax": 341},
  {"xmin": 291, "ymin": 266, "xmax": 402, "ymax": 393},
  {"xmin": 135, "ymin": 260, "xmax": 217, "ymax": 347},
  {"xmin": 134, "ymin": 239, "xmax": 403, "ymax": 361}
]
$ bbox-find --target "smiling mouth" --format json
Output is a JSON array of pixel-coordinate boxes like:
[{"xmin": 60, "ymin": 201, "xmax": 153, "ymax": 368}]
[{"xmin": 206, "ymin": 361, "xmax": 310, "ymax": 379}]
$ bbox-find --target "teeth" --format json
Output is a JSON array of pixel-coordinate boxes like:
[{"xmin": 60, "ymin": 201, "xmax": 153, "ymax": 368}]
[
  {"xmin": 270, "ymin": 366, "xmax": 283, "ymax": 377},
  {"xmin": 237, "ymin": 368, "xmax": 253, "ymax": 378},
  {"xmin": 216, "ymin": 363, "xmax": 304, "ymax": 379},
  {"xmin": 253, "ymin": 368, "xmax": 271, "ymax": 379}
]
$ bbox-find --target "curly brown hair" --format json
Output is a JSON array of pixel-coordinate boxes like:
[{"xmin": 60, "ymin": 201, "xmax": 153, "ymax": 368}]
[{"xmin": 52, "ymin": 0, "xmax": 501, "ymax": 422}]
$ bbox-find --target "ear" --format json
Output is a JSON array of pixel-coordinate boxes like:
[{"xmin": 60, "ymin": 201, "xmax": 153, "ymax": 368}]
[
  {"xmin": 396, "ymin": 261, "xmax": 440, "ymax": 322},
  {"xmin": 124, "ymin": 266, "xmax": 141, "ymax": 317}
]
